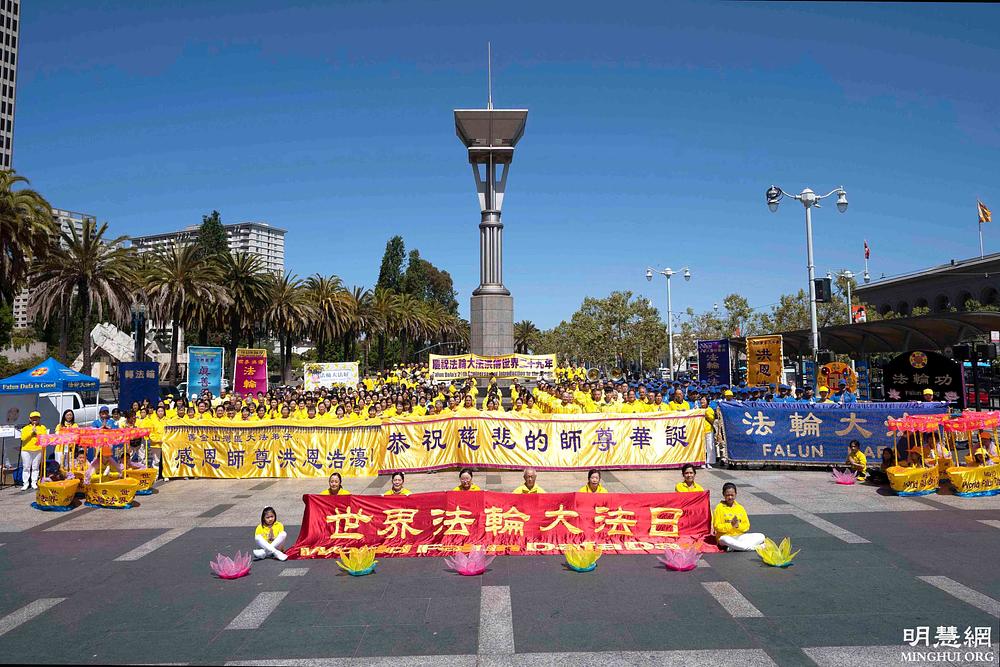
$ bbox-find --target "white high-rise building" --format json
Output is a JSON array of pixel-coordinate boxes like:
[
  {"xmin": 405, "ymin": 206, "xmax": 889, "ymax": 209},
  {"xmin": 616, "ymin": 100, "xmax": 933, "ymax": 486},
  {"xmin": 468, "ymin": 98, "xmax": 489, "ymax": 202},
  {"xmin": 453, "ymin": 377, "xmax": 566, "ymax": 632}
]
[
  {"xmin": 12, "ymin": 208, "xmax": 95, "ymax": 329},
  {"xmin": 0, "ymin": 0, "xmax": 18, "ymax": 169},
  {"xmin": 128, "ymin": 222, "xmax": 286, "ymax": 274}
]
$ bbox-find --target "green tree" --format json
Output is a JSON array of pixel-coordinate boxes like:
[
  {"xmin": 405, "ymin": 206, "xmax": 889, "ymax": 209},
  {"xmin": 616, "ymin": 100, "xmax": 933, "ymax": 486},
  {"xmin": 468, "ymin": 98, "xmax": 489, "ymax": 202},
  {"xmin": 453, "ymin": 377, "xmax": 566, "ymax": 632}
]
[
  {"xmin": 30, "ymin": 219, "xmax": 135, "ymax": 374},
  {"xmin": 220, "ymin": 252, "xmax": 270, "ymax": 358},
  {"xmin": 0, "ymin": 301, "xmax": 12, "ymax": 349},
  {"xmin": 0, "ymin": 171, "xmax": 56, "ymax": 304},
  {"xmin": 376, "ymin": 235, "xmax": 406, "ymax": 292},
  {"xmin": 402, "ymin": 249, "xmax": 459, "ymax": 314},
  {"xmin": 195, "ymin": 210, "xmax": 229, "ymax": 262},
  {"xmin": 514, "ymin": 320, "xmax": 540, "ymax": 353},
  {"xmin": 264, "ymin": 274, "xmax": 318, "ymax": 383},
  {"xmin": 305, "ymin": 274, "xmax": 349, "ymax": 361}
]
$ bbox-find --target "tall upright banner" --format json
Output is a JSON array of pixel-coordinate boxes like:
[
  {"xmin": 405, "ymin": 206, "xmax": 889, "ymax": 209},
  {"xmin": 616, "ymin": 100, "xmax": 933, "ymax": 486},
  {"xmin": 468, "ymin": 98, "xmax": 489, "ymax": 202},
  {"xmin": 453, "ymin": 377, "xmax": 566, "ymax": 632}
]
[
  {"xmin": 118, "ymin": 362, "xmax": 159, "ymax": 409},
  {"xmin": 746, "ymin": 335, "xmax": 783, "ymax": 387},
  {"xmin": 187, "ymin": 346, "xmax": 224, "ymax": 398},
  {"xmin": 234, "ymin": 348, "xmax": 268, "ymax": 397},
  {"xmin": 304, "ymin": 362, "xmax": 359, "ymax": 391},
  {"xmin": 697, "ymin": 339, "xmax": 730, "ymax": 386},
  {"xmin": 288, "ymin": 491, "xmax": 712, "ymax": 559},
  {"xmin": 429, "ymin": 354, "xmax": 556, "ymax": 381}
]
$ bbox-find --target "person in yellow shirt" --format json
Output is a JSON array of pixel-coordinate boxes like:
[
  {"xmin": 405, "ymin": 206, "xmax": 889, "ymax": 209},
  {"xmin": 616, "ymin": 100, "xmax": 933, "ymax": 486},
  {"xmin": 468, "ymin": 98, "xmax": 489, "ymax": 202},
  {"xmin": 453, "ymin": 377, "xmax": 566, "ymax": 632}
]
[
  {"xmin": 453, "ymin": 468, "xmax": 482, "ymax": 491},
  {"xmin": 253, "ymin": 506, "xmax": 288, "ymax": 561},
  {"xmin": 512, "ymin": 467, "xmax": 545, "ymax": 494},
  {"xmin": 845, "ymin": 439, "xmax": 868, "ymax": 481},
  {"xmin": 321, "ymin": 472, "xmax": 351, "ymax": 495},
  {"xmin": 578, "ymin": 469, "xmax": 608, "ymax": 493},
  {"xmin": 383, "ymin": 471, "xmax": 412, "ymax": 496},
  {"xmin": 713, "ymin": 483, "xmax": 765, "ymax": 551},
  {"xmin": 554, "ymin": 391, "xmax": 583, "ymax": 414},
  {"xmin": 20, "ymin": 411, "xmax": 48, "ymax": 490},
  {"xmin": 666, "ymin": 389, "xmax": 691, "ymax": 412},
  {"xmin": 675, "ymin": 463, "xmax": 705, "ymax": 492},
  {"xmin": 814, "ymin": 386, "xmax": 836, "ymax": 405}
]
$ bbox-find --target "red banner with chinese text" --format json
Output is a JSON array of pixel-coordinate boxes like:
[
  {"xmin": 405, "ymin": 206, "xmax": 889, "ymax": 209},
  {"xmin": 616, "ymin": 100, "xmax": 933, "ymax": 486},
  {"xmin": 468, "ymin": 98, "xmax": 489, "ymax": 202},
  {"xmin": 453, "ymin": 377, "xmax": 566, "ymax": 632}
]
[
  {"xmin": 288, "ymin": 491, "xmax": 713, "ymax": 559},
  {"xmin": 234, "ymin": 348, "xmax": 268, "ymax": 397}
]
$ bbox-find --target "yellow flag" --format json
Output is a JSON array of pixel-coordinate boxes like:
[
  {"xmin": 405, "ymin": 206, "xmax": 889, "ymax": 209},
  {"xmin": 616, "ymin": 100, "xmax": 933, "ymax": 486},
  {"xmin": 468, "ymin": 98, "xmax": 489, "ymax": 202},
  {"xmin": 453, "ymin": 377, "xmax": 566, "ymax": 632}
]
[{"xmin": 979, "ymin": 200, "xmax": 992, "ymax": 224}]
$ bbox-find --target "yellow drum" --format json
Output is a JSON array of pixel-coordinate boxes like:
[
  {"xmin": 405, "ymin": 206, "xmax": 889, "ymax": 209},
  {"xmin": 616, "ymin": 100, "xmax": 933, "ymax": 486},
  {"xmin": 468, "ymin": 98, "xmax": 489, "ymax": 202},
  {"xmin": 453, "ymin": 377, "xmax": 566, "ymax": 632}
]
[
  {"xmin": 33, "ymin": 479, "xmax": 80, "ymax": 510},
  {"xmin": 948, "ymin": 464, "xmax": 1000, "ymax": 497},
  {"xmin": 85, "ymin": 477, "xmax": 141, "ymax": 508},
  {"xmin": 887, "ymin": 465, "xmax": 939, "ymax": 496},
  {"xmin": 125, "ymin": 468, "xmax": 157, "ymax": 495}
]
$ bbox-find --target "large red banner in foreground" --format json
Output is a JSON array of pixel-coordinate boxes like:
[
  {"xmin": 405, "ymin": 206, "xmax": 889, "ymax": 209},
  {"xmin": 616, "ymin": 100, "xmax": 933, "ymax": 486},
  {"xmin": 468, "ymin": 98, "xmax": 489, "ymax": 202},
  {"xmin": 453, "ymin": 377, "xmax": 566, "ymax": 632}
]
[{"xmin": 288, "ymin": 491, "xmax": 712, "ymax": 559}]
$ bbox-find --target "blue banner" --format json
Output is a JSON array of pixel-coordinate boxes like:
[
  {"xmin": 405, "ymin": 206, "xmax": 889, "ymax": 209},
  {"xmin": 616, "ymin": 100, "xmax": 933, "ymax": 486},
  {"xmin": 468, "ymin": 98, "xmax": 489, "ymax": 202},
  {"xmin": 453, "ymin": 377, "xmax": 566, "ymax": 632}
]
[
  {"xmin": 855, "ymin": 361, "xmax": 871, "ymax": 400},
  {"xmin": 718, "ymin": 401, "xmax": 947, "ymax": 464},
  {"xmin": 187, "ymin": 346, "xmax": 224, "ymax": 399},
  {"xmin": 697, "ymin": 339, "xmax": 730, "ymax": 386},
  {"xmin": 802, "ymin": 360, "xmax": 817, "ymax": 392},
  {"xmin": 119, "ymin": 362, "xmax": 159, "ymax": 411}
]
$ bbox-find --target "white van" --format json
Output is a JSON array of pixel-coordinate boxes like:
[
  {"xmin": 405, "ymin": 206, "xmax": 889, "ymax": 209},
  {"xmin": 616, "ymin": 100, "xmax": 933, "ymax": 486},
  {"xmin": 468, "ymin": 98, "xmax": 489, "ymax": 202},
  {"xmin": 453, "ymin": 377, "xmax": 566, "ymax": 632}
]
[{"xmin": 0, "ymin": 392, "xmax": 115, "ymax": 431}]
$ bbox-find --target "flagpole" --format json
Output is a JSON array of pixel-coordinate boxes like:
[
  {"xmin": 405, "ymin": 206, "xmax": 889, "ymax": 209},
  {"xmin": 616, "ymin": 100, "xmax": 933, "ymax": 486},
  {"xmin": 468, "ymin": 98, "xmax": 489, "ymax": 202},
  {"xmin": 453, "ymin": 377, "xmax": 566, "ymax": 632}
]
[{"xmin": 980, "ymin": 220, "xmax": 985, "ymax": 259}]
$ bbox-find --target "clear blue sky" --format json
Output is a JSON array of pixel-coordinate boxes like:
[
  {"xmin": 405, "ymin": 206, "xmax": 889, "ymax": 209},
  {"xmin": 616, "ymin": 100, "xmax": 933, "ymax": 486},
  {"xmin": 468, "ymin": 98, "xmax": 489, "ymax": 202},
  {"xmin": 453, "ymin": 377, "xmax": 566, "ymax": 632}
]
[{"xmin": 14, "ymin": 1, "xmax": 1000, "ymax": 328}]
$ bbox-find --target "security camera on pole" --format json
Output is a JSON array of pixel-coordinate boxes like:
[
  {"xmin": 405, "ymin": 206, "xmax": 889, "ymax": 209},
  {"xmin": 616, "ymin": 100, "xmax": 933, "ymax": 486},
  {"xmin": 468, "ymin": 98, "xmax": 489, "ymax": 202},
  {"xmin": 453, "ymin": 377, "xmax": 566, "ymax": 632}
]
[{"xmin": 765, "ymin": 185, "xmax": 848, "ymax": 360}]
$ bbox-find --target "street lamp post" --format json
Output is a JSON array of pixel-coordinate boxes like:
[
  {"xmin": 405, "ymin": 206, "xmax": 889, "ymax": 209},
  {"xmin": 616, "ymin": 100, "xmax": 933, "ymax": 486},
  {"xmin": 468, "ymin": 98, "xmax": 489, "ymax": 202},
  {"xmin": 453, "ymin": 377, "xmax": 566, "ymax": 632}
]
[
  {"xmin": 766, "ymin": 185, "xmax": 848, "ymax": 359},
  {"xmin": 645, "ymin": 266, "xmax": 691, "ymax": 381},
  {"xmin": 826, "ymin": 268, "xmax": 869, "ymax": 325}
]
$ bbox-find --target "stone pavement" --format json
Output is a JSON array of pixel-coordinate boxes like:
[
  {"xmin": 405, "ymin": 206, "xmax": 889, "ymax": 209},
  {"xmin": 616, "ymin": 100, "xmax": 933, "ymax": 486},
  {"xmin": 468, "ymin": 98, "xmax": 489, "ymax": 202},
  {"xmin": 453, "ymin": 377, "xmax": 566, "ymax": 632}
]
[{"xmin": 0, "ymin": 468, "xmax": 997, "ymax": 666}]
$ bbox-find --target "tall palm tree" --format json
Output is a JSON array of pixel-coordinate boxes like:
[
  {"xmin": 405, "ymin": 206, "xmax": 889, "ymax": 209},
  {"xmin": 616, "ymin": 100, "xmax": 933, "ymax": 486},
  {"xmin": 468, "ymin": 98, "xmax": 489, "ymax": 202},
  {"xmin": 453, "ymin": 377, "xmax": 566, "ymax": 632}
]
[
  {"xmin": 0, "ymin": 171, "xmax": 56, "ymax": 303},
  {"xmin": 339, "ymin": 285, "xmax": 371, "ymax": 364},
  {"xmin": 30, "ymin": 219, "xmax": 135, "ymax": 373},
  {"xmin": 368, "ymin": 288, "xmax": 401, "ymax": 370},
  {"xmin": 264, "ymin": 273, "xmax": 318, "ymax": 383},
  {"xmin": 305, "ymin": 274, "xmax": 349, "ymax": 362},
  {"xmin": 220, "ymin": 252, "xmax": 270, "ymax": 359},
  {"xmin": 144, "ymin": 243, "xmax": 230, "ymax": 382},
  {"xmin": 514, "ymin": 320, "xmax": 540, "ymax": 354}
]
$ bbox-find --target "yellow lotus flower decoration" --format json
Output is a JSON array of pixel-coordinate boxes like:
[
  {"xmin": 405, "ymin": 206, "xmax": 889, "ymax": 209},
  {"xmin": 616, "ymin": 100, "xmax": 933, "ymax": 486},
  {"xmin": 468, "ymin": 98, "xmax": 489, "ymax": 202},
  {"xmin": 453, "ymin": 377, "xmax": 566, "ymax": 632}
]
[
  {"xmin": 756, "ymin": 537, "xmax": 799, "ymax": 568},
  {"xmin": 337, "ymin": 546, "xmax": 378, "ymax": 576},
  {"xmin": 565, "ymin": 545, "xmax": 602, "ymax": 572}
]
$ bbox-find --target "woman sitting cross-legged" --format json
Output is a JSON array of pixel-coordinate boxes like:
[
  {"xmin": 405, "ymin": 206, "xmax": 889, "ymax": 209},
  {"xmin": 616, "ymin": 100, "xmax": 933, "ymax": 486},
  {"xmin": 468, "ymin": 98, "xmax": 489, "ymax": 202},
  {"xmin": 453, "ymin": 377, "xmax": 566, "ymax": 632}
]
[
  {"xmin": 253, "ymin": 506, "xmax": 288, "ymax": 561},
  {"xmin": 713, "ymin": 482, "xmax": 766, "ymax": 552}
]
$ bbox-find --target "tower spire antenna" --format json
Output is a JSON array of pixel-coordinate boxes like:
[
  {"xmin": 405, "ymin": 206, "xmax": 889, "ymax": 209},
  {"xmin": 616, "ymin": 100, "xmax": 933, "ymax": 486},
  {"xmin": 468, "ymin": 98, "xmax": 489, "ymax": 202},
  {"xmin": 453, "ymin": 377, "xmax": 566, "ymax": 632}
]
[{"xmin": 487, "ymin": 41, "xmax": 493, "ymax": 110}]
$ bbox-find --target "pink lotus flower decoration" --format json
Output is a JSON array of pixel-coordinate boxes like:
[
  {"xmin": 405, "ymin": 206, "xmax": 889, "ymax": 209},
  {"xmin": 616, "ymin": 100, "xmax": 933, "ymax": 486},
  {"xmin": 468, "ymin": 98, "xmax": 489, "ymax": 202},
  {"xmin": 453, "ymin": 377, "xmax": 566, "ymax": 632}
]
[
  {"xmin": 657, "ymin": 544, "xmax": 701, "ymax": 571},
  {"xmin": 210, "ymin": 551, "xmax": 252, "ymax": 579},
  {"xmin": 831, "ymin": 468, "xmax": 857, "ymax": 485},
  {"xmin": 445, "ymin": 549, "xmax": 495, "ymax": 576}
]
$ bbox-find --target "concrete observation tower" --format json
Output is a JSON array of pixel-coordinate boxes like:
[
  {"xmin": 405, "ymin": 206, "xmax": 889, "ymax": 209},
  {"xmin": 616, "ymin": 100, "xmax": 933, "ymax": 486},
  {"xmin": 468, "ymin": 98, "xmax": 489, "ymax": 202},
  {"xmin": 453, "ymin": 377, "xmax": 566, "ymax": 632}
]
[{"xmin": 454, "ymin": 48, "xmax": 527, "ymax": 356}]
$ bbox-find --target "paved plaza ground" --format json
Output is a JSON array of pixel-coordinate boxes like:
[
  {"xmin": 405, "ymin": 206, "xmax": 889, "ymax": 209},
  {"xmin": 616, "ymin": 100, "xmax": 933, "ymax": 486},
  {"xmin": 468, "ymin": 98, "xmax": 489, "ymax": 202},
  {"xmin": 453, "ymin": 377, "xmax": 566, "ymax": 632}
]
[{"xmin": 0, "ymin": 468, "xmax": 998, "ymax": 666}]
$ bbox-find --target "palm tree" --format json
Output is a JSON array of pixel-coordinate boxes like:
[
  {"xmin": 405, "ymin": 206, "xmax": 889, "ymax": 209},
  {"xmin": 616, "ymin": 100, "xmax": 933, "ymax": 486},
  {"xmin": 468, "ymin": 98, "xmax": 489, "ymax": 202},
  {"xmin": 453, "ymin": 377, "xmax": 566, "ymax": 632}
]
[
  {"xmin": 30, "ymin": 219, "xmax": 136, "ymax": 372},
  {"xmin": 220, "ymin": 252, "xmax": 270, "ymax": 358},
  {"xmin": 339, "ymin": 285, "xmax": 371, "ymax": 364},
  {"xmin": 514, "ymin": 320, "xmax": 540, "ymax": 354},
  {"xmin": 264, "ymin": 273, "xmax": 318, "ymax": 383},
  {"xmin": 367, "ymin": 288, "xmax": 401, "ymax": 370},
  {"xmin": 144, "ymin": 243, "xmax": 230, "ymax": 382},
  {"xmin": 0, "ymin": 171, "xmax": 57, "ymax": 303},
  {"xmin": 305, "ymin": 274, "xmax": 349, "ymax": 362}
]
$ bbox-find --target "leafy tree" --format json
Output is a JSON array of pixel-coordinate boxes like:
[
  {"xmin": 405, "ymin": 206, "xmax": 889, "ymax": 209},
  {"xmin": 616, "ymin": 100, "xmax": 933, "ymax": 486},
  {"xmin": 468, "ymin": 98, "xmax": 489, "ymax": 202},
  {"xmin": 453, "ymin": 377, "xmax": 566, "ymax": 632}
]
[
  {"xmin": 0, "ymin": 171, "xmax": 56, "ymax": 304},
  {"xmin": 195, "ymin": 210, "xmax": 229, "ymax": 262},
  {"xmin": 376, "ymin": 235, "xmax": 406, "ymax": 292},
  {"xmin": 264, "ymin": 274, "xmax": 317, "ymax": 383},
  {"xmin": 402, "ymin": 249, "xmax": 459, "ymax": 314},
  {"xmin": 0, "ymin": 301, "xmax": 12, "ymax": 349},
  {"xmin": 514, "ymin": 320, "xmax": 540, "ymax": 354}
]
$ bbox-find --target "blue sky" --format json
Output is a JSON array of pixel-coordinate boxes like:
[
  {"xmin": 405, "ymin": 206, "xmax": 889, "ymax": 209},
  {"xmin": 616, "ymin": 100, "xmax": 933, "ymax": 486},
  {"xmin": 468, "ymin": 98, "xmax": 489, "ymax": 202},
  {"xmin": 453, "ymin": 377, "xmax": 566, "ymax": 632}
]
[{"xmin": 14, "ymin": 1, "xmax": 1000, "ymax": 328}]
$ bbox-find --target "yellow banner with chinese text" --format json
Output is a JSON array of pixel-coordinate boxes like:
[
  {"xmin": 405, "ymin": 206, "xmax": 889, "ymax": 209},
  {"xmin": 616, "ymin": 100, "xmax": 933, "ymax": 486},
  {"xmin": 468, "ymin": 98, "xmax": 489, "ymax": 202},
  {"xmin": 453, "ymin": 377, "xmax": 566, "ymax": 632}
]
[
  {"xmin": 746, "ymin": 335, "xmax": 783, "ymax": 386},
  {"xmin": 161, "ymin": 419, "xmax": 382, "ymax": 478},
  {"xmin": 429, "ymin": 353, "xmax": 556, "ymax": 381}
]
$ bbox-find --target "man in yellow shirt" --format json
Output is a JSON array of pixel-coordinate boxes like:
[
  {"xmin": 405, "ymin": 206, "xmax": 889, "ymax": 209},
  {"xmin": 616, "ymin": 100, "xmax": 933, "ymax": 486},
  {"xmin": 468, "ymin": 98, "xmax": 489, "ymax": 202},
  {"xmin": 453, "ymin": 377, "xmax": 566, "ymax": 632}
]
[
  {"xmin": 512, "ymin": 467, "xmax": 545, "ymax": 494},
  {"xmin": 20, "ymin": 411, "xmax": 48, "ymax": 490},
  {"xmin": 846, "ymin": 440, "xmax": 868, "ymax": 481},
  {"xmin": 666, "ymin": 388, "xmax": 691, "ymax": 411},
  {"xmin": 713, "ymin": 483, "xmax": 765, "ymax": 551},
  {"xmin": 553, "ymin": 391, "xmax": 583, "ymax": 414}
]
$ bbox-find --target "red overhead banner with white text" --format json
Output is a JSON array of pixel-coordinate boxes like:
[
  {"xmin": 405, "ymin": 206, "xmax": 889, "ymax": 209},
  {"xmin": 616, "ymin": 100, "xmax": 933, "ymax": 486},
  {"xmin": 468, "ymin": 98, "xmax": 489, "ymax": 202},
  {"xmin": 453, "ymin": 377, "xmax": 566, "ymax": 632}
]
[{"xmin": 288, "ymin": 491, "xmax": 712, "ymax": 559}]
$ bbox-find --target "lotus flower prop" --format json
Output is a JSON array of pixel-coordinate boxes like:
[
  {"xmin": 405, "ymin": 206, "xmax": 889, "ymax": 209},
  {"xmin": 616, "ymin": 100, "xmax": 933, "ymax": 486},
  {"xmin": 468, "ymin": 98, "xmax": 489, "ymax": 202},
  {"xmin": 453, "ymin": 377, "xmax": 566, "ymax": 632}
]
[
  {"xmin": 337, "ymin": 546, "xmax": 378, "ymax": 576},
  {"xmin": 210, "ymin": 551, "xmax": 252, "ymax": 579},
  {"xmin": 445, "ymin": 549, "xmax": 495, "ymax": 576},
  {"xmin": 564, "ymin": 545, "xmax": 602, "ymax": 572},
  {"xmin": 756, "ymin": 537, "xmax": 800, "ymax": 568},
  {"xmin": 831, "ymin": 468, "xmax": 857, "ymax": 485},
  {"xmin": 657, "ymin": 544, "xmax": 701, "ymax": 571}
]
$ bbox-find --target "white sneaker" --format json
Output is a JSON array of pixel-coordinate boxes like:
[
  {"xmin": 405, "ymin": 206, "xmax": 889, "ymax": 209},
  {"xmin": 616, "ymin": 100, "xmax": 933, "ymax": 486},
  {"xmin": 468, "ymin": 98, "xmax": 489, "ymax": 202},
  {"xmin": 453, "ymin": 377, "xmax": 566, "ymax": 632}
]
[
  {"xmin": 252, "ymin": 549, "xmax": 266, "ymax": 560},
  {"xmin": 21, "ymin": 484, "xmax": 28, "ymax": 491},
  {"xmin": 30, "ymin": 483, "xmax": 38, "ymax": 489},
  {"xmin": 275, "ymin": 552, "xmax": 288, "ymax": 562}
]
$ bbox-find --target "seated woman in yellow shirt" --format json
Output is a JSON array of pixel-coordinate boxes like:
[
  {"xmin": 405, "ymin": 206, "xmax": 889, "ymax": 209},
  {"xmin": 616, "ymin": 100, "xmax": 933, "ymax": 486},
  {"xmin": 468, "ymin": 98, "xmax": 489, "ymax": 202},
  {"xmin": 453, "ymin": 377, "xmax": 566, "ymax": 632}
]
[
  {"xmin": 675, "ymin": 463, "xmax": 705, "ymax": 492},
  {"xmin": 845, "ymin": 439, "xmax": 868, "ymax": 481},
  {"xmin": 383, "ymin": 471, "xmax": 412, "ymax": 496},
  {"xmin": 321, "ymin": 472, "xmax": 351, "ymax": 495},
  {"xmin": 453, "ymin": 468, "xmax": 482, "ymax": 491},
  {"xmin": 512, "ymin": 467, "xmax": 545, "ymax": 493},
  {"xmin": 253, "ymin": 506, "xmax": 288, "ymax": 561},
  {"xmin": 713, "ymin": 483, "xmax": 765, "ymax": 551},
  {"xmin": 578, "ymin": 469, "xmax": 608, "ymax": 493}
]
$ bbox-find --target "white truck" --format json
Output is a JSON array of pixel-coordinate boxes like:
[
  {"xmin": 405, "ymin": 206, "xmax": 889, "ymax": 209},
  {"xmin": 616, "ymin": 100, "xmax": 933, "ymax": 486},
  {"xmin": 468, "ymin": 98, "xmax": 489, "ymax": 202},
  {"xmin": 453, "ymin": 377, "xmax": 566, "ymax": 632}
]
[{"xmin": 0, "ymin": 392, "xmax": 114, "ymax": 431}]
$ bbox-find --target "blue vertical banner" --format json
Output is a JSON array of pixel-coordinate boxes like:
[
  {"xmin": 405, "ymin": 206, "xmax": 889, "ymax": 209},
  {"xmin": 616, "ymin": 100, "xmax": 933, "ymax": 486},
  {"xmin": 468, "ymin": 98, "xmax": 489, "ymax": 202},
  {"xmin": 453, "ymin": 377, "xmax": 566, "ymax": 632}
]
[
  {"xmin": 855, "ymin": 361, "xmax": 871, "ymax": 400},
  {"xmin": 119, "ymin": 362, "xmax": 159, "ymax": 410},
  {"xmin": 697, "ymin": 339, "xmax": 731, "ymax": 386},
  {"xmin": 187, "ymin": 346, "xmax": 224, "ymax": 399},
  {"xmin": 802, "ymin": 360, "xmax": 817, "ymax": 391}
]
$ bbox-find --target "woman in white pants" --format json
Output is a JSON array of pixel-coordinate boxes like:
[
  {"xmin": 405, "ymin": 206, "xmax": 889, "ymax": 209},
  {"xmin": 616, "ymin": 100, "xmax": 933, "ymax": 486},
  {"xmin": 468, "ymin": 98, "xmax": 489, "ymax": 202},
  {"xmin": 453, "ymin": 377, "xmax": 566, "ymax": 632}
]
[
  {"xmin": 254, "ymin": 507, "xmax": 288, "ymax": 561},
  {"xmin": 713, "ymin": 482, "xmax": 766, "ymax": 551},
  {"xmin": 20, "ymin": 411, "xmax": 48, "ymax": 490}
]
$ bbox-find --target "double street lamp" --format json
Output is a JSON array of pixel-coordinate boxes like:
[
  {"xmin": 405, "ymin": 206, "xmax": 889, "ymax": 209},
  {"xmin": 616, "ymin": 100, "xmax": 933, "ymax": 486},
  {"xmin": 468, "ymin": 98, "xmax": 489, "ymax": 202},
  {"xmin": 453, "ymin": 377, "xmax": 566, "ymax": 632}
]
[
  {"xmin": 765, "ymin": 185, "xmax": 848, "ymax": 359},
  {"xmin": 645, "ymin": 266, "xmax": 691, "ymax": 381},
  {"xmin": 826, "ymin": 268, "xmax": 871, "ymax": 325}
]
